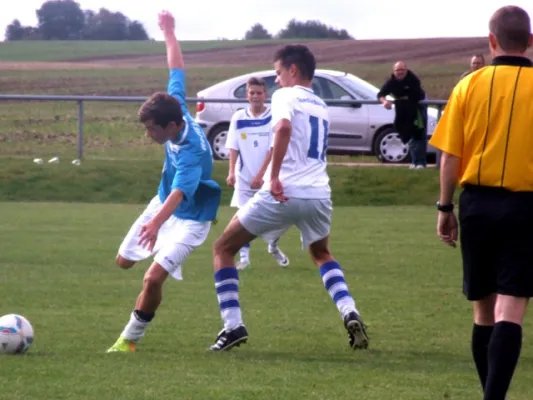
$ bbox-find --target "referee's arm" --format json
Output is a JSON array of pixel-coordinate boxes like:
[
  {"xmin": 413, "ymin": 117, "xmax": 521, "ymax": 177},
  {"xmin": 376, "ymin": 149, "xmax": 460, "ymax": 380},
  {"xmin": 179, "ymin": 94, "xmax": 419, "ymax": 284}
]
[{"xmin": 429, "ymin": 85, "xmax": 466, "ymax": 205}]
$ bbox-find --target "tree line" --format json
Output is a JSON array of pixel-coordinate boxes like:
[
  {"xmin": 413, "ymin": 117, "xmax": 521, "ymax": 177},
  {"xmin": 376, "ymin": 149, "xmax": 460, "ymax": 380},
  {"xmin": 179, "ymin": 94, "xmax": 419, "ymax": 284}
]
[
  {"xmin": 244, "ymin": 20, "xmax": 353, "ymax": 40},
  {"xmin": 5, "ymin": 0, "xmax": 149, "ymax": 41},
  {"xmin": 5, "ymin": 0, "xmax": 353, "ymax": 41}
]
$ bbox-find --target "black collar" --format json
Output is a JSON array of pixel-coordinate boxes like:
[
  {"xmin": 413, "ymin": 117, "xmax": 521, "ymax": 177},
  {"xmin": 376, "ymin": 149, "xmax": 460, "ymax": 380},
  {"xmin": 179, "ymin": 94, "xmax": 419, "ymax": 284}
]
[{"xmin": 492, "ymin": 55, "xmax": 533, "ymax": 67}]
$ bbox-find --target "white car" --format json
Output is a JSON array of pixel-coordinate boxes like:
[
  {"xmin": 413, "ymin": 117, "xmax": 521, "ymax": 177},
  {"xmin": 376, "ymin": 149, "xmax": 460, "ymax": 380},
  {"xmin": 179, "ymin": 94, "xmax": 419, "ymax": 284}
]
[{"xmin": 194, "ymin": 69, "xmax": 439, "ymax": 162}]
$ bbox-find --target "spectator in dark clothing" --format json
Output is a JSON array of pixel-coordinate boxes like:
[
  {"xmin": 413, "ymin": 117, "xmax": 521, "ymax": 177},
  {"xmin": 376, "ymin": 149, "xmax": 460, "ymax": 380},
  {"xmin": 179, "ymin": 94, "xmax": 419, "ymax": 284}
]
[
  {"xmin": 460, "ymin": 54, "xmax": 486, "ymax": 80},
  {"xmin": 377, "ymin": 61, "xmax": 427, "ymax": 169}
]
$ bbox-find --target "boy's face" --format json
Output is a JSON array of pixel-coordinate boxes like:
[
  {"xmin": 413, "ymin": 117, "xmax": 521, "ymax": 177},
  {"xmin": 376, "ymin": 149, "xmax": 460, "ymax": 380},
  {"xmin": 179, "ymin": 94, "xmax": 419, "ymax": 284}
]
[
  {"xmin": 274, "ymin": 60, "xmax": 296, "ymax": 88},
  {"xmin": 246, "ymin": 84, "xmax": 267, "ymax": 106},
  {"xmin": 143, "ymin": 120, "xmax": 175, "ymax": 144}
]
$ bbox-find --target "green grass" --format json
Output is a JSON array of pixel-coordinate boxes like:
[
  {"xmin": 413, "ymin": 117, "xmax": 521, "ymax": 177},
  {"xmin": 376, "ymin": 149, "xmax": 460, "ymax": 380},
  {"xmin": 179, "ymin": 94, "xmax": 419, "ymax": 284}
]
[
  {"xmin": 0, "ymin": 158, "xmax": 443, "ymax": 206},
  {"xmin": 1, "ymin": 202, "xmax": 533, "ymax": 399},
  {"xmin": 0, "ymin": 40, "xmax": 292, "ymax": 62}
]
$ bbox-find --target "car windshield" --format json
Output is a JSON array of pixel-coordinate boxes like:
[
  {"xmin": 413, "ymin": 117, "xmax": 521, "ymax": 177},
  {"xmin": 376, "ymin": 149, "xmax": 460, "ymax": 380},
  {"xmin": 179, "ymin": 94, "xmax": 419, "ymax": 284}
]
[{"xmin": 337, "ymin": 74, "xmax": 381, "ymax": 100}]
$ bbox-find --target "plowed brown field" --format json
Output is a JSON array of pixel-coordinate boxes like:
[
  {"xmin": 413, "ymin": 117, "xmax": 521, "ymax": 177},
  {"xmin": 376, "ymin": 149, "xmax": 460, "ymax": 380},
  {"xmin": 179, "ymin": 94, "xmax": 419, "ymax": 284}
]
[{"xmin": 2, "ymin": 37, "xmax": 530, "ymax": 70}]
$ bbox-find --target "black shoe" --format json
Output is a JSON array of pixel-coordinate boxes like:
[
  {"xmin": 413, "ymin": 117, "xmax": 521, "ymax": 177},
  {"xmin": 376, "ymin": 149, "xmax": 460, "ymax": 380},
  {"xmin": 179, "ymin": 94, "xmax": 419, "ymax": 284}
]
[
  {"xmin": 344, "ymin": 312, "xmax": 369, "ymax": 350},
  {"xmin": 208, "ymin": 325, "xmax": 248, "ymax": 351}
]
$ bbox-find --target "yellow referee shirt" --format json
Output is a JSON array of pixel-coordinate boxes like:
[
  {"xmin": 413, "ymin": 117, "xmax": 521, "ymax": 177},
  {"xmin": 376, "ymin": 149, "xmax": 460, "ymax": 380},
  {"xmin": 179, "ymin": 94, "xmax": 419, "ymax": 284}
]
[{"xmin": 430, "ymin": 56, "xmax": 533, "ymax": 192}]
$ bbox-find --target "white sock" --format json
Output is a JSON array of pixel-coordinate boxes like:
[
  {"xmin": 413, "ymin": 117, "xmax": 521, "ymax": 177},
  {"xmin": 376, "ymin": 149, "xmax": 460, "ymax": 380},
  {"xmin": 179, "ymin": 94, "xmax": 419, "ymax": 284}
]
[
  {"xmin": 338, "ymin": 298, "xmax": 359, "ymax": 319},
  {"xmin": 120, "ymin": 312, "xmax": 151, "ymax": 342},
  {"xmin": 268, "ymin": 238, "xmax": 280, "ymax": 253},
  {"xmin": 239, "ymin": 246, "xmax": 250, "ymax": 262}
]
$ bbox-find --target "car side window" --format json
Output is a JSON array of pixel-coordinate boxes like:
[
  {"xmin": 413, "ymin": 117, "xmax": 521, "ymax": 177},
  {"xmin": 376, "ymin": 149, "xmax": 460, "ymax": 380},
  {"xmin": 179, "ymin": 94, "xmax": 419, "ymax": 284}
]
[
  {"xmin": 315, "ymin": 77, "xmax": 353, "ymax": 99},
  {"xmin": 234, "ymin": 76, "xmax": 279, "ymax": 99}
]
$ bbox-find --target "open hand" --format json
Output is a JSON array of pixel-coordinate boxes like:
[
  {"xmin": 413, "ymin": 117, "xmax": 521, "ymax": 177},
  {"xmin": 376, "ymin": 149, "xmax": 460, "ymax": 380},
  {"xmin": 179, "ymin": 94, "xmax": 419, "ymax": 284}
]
[{"xmin": 138, "ymin": 219, "xmax": 162, "ymax": 252}]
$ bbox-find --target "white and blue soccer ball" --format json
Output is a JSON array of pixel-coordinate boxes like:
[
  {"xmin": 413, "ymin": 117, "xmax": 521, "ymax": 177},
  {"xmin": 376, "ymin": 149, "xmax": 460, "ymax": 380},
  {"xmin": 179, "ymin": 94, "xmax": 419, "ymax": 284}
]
[{"xmin": 0, "ymin": 314, "xmax": 34, "ymax": 355}]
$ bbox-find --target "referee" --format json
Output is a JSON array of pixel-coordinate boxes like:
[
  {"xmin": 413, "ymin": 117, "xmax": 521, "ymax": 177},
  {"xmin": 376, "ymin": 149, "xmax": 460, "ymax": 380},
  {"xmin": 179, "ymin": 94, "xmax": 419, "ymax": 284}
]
[{"xmin": 429, "ymin": 6, "xmax": 533, "ymax": 400}]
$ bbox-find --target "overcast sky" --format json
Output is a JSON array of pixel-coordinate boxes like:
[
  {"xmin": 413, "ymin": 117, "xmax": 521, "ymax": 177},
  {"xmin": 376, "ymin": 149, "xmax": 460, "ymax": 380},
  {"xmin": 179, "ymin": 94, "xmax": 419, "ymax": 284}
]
[{"xmin": 1, "ymin": 0, "xmax": 532, "ymax": 41}]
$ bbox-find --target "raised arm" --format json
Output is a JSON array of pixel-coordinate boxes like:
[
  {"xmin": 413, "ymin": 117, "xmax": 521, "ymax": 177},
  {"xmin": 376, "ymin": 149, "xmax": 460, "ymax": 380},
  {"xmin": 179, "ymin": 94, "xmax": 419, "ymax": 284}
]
[{"xmin": 159, "ymin": 11, "xmax": 184, "ymax": 70}]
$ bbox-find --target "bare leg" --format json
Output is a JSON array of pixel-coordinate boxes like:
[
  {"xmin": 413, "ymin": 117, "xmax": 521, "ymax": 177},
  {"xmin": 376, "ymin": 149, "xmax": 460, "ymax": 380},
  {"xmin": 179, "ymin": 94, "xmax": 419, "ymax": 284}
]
[
  {"xmin": 116, "ymin": 254, "xmax": 135, "ymax": 269},
  {"xmin": 120, "ymin": 263, "xmax": 169, "ymax": 342}
]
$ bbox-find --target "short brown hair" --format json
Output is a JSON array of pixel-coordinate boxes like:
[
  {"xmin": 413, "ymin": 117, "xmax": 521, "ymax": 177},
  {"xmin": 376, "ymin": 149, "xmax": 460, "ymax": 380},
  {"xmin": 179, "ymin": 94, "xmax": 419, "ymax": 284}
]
[
  {"xmin": 489, "ymin": 6, "xmax": 531, "ymax": 52},
  {"xmin": 274, "ymin": 44, "xmax": 316, "ymax": 81},
  {"xmin": 138, "ymin": 92, "xmax": 183, "ymax": 128},
  {"xmin": 246, "ymin": 76, "xmax": 266, "ymax": 89}
]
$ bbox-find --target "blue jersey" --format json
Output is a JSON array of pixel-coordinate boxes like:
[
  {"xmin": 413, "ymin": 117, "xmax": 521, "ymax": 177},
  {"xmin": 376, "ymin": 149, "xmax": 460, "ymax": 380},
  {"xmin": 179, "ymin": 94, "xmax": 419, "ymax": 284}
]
[{"xmin": 158, "ymin": 69, "xmax": 221, "ymax": 222}]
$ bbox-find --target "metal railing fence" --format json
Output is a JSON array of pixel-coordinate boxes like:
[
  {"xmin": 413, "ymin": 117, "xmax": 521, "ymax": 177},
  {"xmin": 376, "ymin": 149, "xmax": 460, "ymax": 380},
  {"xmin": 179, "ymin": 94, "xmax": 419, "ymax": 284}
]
[{"xmin": 0, "ymin": 94, "xmax": 446, "ymax": 164}]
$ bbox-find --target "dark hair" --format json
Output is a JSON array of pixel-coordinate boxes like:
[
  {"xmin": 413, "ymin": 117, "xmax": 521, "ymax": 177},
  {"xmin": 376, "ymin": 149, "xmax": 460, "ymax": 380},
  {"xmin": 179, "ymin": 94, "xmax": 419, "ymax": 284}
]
[
  {"xmin": 138, "ymin": 92, "xmax": 183, "ymax": 128},
  {"xmin": 273, "ymin": 44, "xmax": 316, "ymax": 80},
  {"xmin": 489, "ymin": 6, "xmax": 531, "ymax": 52},
  {"xmin": 246, "ymin": 76, "xmax": 266, "ymax": 89}
]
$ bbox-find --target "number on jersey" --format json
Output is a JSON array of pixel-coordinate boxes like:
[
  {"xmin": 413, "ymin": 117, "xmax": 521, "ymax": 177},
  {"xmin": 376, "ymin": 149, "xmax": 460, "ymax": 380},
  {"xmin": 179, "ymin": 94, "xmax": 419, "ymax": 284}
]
[{"xmin": 307, "ymin": 116, "xmax": 329, "ymax": 161}]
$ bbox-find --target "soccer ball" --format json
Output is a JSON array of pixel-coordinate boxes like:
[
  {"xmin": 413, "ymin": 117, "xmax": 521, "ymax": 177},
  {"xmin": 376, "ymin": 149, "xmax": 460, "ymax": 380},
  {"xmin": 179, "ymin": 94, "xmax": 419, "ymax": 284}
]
[{"xmin": 0, "ymin": 314, "xmax": 34, "ymax": 355}]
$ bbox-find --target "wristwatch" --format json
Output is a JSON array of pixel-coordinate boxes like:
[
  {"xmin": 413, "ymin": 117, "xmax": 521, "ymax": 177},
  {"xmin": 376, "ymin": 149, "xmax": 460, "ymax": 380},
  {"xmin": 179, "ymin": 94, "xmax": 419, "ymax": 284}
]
[{"xmin": 436, "ymin": 201, "xmax": 454, "ymax": 212}]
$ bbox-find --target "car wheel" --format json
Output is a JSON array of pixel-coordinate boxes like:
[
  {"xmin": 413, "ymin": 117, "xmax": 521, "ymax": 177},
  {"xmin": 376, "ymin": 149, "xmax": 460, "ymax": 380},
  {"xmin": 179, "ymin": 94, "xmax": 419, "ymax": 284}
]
[
  {"xmin": 208, "ymin": 124, "xmax": 230, "ymax": 160},
  {"xmin": 373, "ymin": 128, "xmax": 409, "ymax": 164}
]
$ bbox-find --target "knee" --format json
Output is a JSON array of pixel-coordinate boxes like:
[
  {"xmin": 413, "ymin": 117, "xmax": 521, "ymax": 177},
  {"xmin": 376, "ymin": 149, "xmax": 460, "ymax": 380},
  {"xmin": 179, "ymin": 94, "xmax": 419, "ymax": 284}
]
[
  {"xmin": 309, "ymin": 246, "xmax": 333, "ymax": 265},
  {"xmin": 116, "ymin": 254, "xmax": 135, "ymax": 269},
  {"xmin": 213, "ymin": 236, "xmax": 236, "ymax": 257},
  {"xmin": 494, "ymin": 295, "xmax": 528, "ymax": 325},
  {"xmin": 143, "ymin": 272, "xmax": 163, "ymax": 291},
  {"xmin": 473, "ymin": 295, "xmax": 496, "ymax": 325}
]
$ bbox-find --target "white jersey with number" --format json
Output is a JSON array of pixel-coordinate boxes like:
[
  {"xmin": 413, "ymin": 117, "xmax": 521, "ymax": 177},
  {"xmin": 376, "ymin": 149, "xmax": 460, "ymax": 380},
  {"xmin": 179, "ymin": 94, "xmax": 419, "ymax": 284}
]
[
  {"xmin": 262, "ymin": 86, "xmax": 331, "ymax": 199},
  {"xmin": 226, "ymin": 108, "xmax": 272, "ymax": 191}
]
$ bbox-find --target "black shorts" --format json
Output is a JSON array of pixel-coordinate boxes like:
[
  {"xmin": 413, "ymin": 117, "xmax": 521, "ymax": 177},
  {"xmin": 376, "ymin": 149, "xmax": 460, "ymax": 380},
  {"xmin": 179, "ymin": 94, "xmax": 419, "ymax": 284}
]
[{"xmin": 459, "ymin": 185, "xmax": 533, "ymax": 301}]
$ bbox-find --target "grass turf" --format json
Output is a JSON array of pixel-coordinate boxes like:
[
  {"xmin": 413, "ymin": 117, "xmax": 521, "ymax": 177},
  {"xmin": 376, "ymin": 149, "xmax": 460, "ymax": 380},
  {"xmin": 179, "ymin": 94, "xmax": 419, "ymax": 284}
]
[{"xmin": 1, "ymin": 203, "xmax": 532, "ymax": 399}]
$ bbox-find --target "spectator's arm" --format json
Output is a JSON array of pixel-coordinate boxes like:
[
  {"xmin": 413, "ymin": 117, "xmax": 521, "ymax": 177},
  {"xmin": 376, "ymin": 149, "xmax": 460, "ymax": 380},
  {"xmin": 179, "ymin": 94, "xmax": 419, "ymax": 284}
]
[{"xmin": 377, "ymin": 78, "xmax": 393, "ymax": 104}]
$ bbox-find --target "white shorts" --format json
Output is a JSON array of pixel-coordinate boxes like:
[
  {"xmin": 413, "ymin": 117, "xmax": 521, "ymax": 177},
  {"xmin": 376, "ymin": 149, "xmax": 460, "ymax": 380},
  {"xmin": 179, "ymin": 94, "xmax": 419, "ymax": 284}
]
[
  {"xmin": 118, "ymin": 196, "xmax": 211, "ymax": 280},
  {"xmin": 237, "ymin": 191, "xmax": 332, "ymax": 248},
  {"xmin": 230, "ymin": 189, "xmax": 256, "ymax": 208}
]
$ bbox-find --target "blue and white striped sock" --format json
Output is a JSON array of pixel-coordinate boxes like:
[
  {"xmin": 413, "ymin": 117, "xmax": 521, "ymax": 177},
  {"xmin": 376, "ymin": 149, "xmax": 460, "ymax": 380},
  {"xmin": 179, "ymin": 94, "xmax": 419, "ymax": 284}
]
[
  {"xmin": 215, "ymin": 267, "xmax": 242, "ymax": 331},
  {"xmin": 320, "ymin": 261, "xmax": 358, "ymax": 318}
]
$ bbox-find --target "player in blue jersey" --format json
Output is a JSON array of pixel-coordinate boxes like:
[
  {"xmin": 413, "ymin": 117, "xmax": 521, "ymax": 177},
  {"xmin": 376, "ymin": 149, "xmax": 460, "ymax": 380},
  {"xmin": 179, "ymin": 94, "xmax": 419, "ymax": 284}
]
[{"xmin": 107, "ymin": 10, "xmax": 221, "ymax": 353}]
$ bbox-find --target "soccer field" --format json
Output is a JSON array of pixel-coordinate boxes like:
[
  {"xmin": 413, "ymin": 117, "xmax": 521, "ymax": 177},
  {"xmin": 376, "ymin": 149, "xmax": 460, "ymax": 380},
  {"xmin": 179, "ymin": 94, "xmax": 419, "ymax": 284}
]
[{"xmin": 1, "ymin": 203, "xmax": 532, "ymax": 399}]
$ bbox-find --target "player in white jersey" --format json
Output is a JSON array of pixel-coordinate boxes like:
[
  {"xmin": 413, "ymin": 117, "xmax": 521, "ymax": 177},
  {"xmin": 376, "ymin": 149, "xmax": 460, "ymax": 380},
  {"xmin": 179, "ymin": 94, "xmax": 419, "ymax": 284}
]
[
  {"xmin": 226, "ymin": 76, "xmax": 289, "ymax": 270},
  {"xmin": 209, "ymin": 45, "xmax": 369, "ymax": 352}
]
